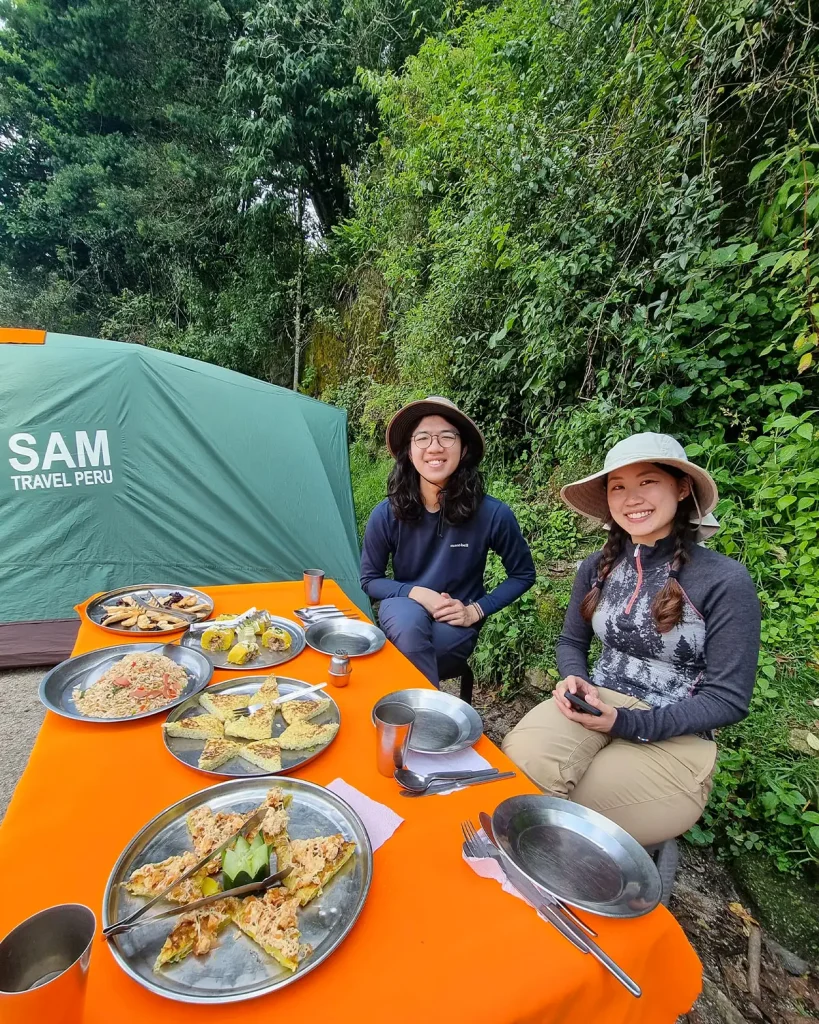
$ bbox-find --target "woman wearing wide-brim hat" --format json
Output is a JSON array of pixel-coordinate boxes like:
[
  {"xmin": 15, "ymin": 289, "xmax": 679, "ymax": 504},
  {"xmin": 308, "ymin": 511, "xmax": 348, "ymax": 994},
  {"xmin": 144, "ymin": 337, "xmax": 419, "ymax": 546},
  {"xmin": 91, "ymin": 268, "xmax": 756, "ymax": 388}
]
[
  {"xmin": 502, "ymin": 432, "xmax": 761, "ymax": 847},
  {"xmin": 360, "ymin": 396, "xmax": 535, "ymax": 685}
]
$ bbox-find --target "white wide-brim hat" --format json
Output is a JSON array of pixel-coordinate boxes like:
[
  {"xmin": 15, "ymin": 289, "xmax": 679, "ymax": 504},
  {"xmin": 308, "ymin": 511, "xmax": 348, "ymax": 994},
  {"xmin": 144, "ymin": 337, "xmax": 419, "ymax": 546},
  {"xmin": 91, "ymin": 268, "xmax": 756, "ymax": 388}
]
[{"xmin": 561, "ymin": 432, "xmax": 720, "ymax": 540}]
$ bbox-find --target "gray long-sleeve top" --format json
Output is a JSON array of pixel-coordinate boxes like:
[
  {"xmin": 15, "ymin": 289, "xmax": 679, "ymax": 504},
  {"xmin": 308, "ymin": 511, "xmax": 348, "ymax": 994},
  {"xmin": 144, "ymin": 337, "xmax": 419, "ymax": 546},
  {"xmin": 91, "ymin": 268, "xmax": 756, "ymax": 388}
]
[{"xmin": 556, "ymin": 536, "xmax": 760, "ymax": 743}]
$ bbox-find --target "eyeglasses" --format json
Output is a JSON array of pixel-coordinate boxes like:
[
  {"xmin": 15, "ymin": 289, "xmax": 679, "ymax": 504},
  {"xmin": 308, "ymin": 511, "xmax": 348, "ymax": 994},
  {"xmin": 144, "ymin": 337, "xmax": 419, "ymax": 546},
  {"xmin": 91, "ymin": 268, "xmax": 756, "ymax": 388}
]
[{"xmin": 411, "ymin": 431, "xmax": 460, "ymax": 449}]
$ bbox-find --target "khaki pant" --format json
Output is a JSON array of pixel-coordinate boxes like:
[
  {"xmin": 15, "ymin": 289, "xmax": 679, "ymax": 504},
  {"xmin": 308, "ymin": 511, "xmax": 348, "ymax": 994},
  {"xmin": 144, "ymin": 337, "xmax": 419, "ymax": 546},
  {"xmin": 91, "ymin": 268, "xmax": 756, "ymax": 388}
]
[{"xmin": 501, "ymin": 687, "xmax": 717, "ymax": 847}]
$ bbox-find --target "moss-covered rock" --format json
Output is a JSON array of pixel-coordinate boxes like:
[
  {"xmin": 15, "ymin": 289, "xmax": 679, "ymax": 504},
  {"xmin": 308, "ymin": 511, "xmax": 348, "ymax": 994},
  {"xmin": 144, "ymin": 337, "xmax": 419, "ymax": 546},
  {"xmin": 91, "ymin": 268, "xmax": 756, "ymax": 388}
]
[{"xmin": 732, "ymin": 853, "xmax": 819, "ymax": 962}]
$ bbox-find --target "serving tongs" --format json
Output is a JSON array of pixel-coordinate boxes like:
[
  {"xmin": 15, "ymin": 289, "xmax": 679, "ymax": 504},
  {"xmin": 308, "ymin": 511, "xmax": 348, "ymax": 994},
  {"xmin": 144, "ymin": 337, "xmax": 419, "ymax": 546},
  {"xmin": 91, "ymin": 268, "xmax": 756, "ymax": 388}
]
[
  {"xmin": 129, "ymin": 593, "xmax": 199, "ymax": 624},
  {"xmin": 103, "ymin": 807, "xmax": 269, "ymax": 939},
  {"xmin": 186, "ymin": 607, "xmax": 265, "ymax": 637}
]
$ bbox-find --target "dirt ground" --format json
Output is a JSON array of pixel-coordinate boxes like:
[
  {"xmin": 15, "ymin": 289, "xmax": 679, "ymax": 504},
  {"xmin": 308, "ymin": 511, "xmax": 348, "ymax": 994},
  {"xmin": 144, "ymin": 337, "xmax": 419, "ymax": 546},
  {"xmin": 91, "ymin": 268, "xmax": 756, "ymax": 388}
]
[{"xmin": 455, "ymin": 674, "xmax": 819, "ymax": 1024}]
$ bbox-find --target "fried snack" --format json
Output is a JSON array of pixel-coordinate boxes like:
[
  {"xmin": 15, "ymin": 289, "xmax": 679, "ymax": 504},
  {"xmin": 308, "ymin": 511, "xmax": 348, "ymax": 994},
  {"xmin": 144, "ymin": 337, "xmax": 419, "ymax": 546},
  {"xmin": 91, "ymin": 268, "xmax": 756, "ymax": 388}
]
[
  {"xmin": 226, "ymin": 641, "xmax": 259, "ymax": 665},
  {"xmin": 230, "ymin": 888, "xmax": 307, "ymax": 972},
  {"xmin": 198, "ymin": 692, "xmax": 252, "ymax": 720},
  {"xmin": 280, "ymin": 697, "xmax": 330, "ymax": 726},
  {"xmin": 153, "ymin": 898, "xmax": 237, "ymax": 971},
  {"xmin": 261, "ymin": 626, "xmax": 292, "ymax": 652},
  {"xmin": 278, "ymin": 721, "xmax": 339, "ymax": 750},
  {"xmin": 124, "ymin": 853, "xmax": 207, "ymax": 904},
  {"xmin": 224, "ymin": 705, "xmax": 274, "ymax": 741},
  {"xmin": 163, "ymin": 715, "xmax": 224, "ymax": 740},
  {"xmin": 254, "ymin": 675, "xmax": 280, "ymax": 705},
  {"xmin": 198, "ymin": 738, "xmax": 242, "ymax": 771},
  {"xmin": 239, "ymin": 740, "xmax": 283, "ymax": 774},
  {"xmin": 282, "ymin": 835, "xmax": 356, "ymax": 906},
  {"xmin": 200, "ymin": 627, "xmax": 234, "ymax": 652}
]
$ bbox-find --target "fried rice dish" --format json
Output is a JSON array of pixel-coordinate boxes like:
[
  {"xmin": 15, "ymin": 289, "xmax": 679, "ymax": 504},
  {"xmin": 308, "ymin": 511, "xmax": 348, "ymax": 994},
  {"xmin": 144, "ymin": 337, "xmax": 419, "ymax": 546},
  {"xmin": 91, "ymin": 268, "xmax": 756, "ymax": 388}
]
[{"xmin": 73, "ymin": 653, "xmax": 189, "ymax": 718}]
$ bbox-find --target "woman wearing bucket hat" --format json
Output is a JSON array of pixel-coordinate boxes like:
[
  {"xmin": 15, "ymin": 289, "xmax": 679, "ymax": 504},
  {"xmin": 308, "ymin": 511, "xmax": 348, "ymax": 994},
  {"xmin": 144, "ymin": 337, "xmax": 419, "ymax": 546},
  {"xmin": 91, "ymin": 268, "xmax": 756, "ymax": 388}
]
[
  {"xmin": 360, "ymin": 397, "xmax": 535, "ymax": 685},
  {"xmin": 502, "ymin": 432, "xmax": 760, "ymax": 847}
]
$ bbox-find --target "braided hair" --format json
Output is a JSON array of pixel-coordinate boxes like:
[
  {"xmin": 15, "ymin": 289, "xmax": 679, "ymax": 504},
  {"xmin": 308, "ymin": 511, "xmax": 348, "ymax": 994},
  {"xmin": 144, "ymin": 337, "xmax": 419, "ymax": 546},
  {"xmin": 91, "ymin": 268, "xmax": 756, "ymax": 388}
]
[{"xmin": 579, "ymin": 464, "xmax": 697, "ymax": 633}]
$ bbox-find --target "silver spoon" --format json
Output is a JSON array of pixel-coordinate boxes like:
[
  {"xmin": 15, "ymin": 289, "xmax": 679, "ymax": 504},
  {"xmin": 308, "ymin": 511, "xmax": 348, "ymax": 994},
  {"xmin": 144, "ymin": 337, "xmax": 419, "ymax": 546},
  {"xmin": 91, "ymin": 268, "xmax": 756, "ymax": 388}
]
[{"xmin": 394, "ymin": 767, "xmax": 500, "ymax": 793}]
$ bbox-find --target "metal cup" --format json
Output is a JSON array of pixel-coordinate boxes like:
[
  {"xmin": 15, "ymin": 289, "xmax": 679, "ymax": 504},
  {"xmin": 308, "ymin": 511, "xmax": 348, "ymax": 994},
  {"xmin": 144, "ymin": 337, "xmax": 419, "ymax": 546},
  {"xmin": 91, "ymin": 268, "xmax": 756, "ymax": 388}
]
[
  {"xmin": 0, "ymin": 903, "xmax": 95, "ymax": 1024},
  {"xmin": 374, "ymin": 701, "xmax": 416, "ymax": 776},
  {"xmin": 303, "ymin": 569, "xmax": 325, "ymax": 606}
]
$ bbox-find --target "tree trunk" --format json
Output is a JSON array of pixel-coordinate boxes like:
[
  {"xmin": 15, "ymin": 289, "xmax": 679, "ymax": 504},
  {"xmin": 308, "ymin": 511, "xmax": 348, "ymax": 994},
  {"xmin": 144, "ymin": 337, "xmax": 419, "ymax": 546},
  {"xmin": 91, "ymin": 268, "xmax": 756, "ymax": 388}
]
[{"xmin": 292, "ymin": 185, "xmax": 305, "ymax": 391}]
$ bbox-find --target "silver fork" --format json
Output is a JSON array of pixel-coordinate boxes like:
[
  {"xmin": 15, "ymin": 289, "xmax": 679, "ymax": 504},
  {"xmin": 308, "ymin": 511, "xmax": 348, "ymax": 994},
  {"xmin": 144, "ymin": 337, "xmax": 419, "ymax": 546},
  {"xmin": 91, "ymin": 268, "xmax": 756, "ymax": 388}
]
[
  {"xmin": 461, "ymin": 820, "xmax": 597, "ymax": 938},
  {"xmin": 231, "ymin": 682, "xmax": 328, "ymax": 717}
]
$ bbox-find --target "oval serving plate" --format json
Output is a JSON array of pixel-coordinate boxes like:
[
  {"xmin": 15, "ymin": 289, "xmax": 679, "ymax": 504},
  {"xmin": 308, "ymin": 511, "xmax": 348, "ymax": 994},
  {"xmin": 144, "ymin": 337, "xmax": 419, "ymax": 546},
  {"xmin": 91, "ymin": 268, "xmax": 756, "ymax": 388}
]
[
  {"xmin": 371, "ymin": 688, "xmax": 483, "ymax": 754},
  {"xmin": 39, "ymin": 643, "xmax": 213, "ymax": 724},
  {"xmin": 163, "ymin": 675, "xmax": 341, "ymax": 777},
  {"xmin": 180, "ymin": 615, "xmax": 305, "ymax": 671},
  {"xmin": 305, "ymin": 618, "xmax": 385, "ymax": 658},
  {"xmin": 85, "ymin": 584, "xmax": 214, "ymax": 636},
  {"xmin": 103, "ymin": 777, "xmax": 372, "ymax": 1005},
  {"xmin": 492, "ymin": 795, "xmax": 661, "ymax": 918}
]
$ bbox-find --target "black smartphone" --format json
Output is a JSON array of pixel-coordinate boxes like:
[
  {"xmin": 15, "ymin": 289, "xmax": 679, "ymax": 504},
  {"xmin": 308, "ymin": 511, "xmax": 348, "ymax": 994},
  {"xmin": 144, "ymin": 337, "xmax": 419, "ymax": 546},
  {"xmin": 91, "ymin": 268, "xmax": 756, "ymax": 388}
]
[{"xmin": 565, "ymin": 691, "xmax": 603, "ymax": 717}]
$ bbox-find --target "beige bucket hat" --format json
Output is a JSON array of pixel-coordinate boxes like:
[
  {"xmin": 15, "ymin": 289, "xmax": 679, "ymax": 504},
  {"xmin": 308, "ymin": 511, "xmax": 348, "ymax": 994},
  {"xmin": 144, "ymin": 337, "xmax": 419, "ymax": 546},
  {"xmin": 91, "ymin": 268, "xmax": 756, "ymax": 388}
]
[
  {"xmin": 561, "ymin": 432, "xmax": 720, "ymax": 539},
  {"xmin": 386, "ymin": 396, "xmax": 485, "ymax": 465}
]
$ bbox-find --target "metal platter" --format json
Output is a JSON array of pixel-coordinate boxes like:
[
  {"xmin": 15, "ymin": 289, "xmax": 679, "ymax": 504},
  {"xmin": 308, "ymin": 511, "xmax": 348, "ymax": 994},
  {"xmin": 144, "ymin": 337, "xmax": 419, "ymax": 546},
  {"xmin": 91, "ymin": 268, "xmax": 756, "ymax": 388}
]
[
  {"xmin": 492, "ymin": 795, "xmax": 661, "ymax": 918},
  {"xmin": 305, "ymin": 618, "xmax": 385, "ymax": 658},
  {"xmin": 180, "ymin": 615, "xmax": 305, "ymax": 671},
  {"xmin": 103, "ymin": 777, "xmax": 373, "ymax": 1004},
  {"xmin": 85, "ymin": 584, "xmax": 214, "ymax": 636},
  {"xmin": 163, "ymin": 675, "xmax": 341, "ymax": 777},
  {"xmin": 371, "ymin": 688, "xmax": 483, "ymax": 754},
  {"xmin": 39, "ymin": 643, "xmax": 213, "ymax": 724}
]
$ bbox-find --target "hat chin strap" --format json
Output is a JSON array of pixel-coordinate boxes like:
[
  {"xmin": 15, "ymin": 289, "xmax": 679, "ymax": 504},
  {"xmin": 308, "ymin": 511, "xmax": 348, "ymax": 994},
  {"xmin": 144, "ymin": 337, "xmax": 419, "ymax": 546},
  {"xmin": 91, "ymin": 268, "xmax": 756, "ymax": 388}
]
[{"xmin": 689, "ymin": 478, "xmax": 703, "ymax": 531}]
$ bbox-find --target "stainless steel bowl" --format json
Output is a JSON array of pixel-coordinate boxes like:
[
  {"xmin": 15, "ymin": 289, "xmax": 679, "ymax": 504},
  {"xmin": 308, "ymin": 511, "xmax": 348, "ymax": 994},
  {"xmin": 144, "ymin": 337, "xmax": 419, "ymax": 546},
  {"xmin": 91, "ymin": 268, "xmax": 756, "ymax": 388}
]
[
  {"xmin": 371, "ymin": 688, "xmax": 482, "ymax": 754},
  {"xmin": 304, "ymin": 618, "xmax": 385, "ymax": 657},
  {"xmin": 492, "ymin": 795, "xmax": 661, "ymax": 918}
]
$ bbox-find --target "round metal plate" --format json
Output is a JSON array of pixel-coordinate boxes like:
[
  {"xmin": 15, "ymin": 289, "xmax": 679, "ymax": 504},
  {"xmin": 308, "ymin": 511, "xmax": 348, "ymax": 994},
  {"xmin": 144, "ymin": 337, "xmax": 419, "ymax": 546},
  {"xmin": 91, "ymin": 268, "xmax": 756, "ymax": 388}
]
[
  {"xmin": 371, "ymin": 688, "xmax": 483, "ymax": 754},
  {"xmin": 85, "ymin": 585, "xmax": 214, "ymax": 636},
  {"xmin": 179, "ymin": 616, "xmax": 305, "ymax": 671},
  {"xmin": 163, "ymin": 675, "xmax": 341, "ymax": 777},
  {"xmin": 492, "ymin": 795, "xmax": 661, "ymax": 918},
  {"xmin": 38, "ymin": 644, "xmax": 213, "ymax": 724},
  {"xmin": 103, "ymin": 777, "xmax": 372, "ymax": 1004},
  {"xmin": 304, "ymin": 619, "xmax": 385, "ymax": 658}
]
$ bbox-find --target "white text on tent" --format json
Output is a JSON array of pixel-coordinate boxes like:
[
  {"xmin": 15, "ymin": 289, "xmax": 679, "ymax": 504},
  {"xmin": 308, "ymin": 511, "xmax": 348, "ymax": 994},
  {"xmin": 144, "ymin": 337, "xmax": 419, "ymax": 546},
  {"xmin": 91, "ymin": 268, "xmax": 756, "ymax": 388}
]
[
  {"xmin": 7, "ymin": 430, "xmax": 111, "ymax": 472},
  {"xmin": 9, "ymin": 470, "xmax": 114, "ymax": 490}
]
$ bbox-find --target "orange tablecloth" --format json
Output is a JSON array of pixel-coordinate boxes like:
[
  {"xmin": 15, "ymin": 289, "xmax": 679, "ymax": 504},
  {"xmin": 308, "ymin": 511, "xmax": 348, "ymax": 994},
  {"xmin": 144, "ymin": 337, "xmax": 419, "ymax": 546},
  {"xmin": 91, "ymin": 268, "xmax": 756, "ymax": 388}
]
[{"xmin": 0, "ymin": 581, "xmax": 701, "ymax": 1022}]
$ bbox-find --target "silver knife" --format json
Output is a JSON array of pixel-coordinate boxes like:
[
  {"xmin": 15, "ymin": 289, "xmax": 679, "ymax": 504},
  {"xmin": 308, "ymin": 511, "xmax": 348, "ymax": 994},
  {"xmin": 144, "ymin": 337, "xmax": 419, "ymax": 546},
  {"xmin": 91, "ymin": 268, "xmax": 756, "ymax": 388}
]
[
  {"xmin": 493, "ymin": 852, "xmax": 641, "ymax": 997},
  {"xmin": 102, "ymin": 807, "xmax": 266, "ymax": 939}
]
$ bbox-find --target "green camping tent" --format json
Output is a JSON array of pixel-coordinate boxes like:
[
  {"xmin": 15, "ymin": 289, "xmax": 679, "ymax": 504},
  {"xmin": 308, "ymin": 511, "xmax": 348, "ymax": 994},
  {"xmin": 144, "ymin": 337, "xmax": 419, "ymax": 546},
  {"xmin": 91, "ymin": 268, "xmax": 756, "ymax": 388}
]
[{"xmin": 0, "ymin": 329, "xmax": 366, "ymax": 666}]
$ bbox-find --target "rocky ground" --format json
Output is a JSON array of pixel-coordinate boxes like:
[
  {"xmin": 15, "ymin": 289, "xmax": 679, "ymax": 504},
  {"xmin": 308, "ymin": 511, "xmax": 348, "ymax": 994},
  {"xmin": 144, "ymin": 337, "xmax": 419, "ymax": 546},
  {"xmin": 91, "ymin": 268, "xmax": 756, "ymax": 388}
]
[{"xmin": 2, "ymin": 667, "xmax": 817, "ymax": 1021}]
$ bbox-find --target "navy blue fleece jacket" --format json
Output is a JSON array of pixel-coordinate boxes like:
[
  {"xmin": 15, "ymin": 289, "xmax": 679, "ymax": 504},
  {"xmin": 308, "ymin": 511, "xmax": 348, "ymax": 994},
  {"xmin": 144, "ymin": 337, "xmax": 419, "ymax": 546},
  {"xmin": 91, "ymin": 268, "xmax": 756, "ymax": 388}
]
[{"xmin": 360, "ymin": 496, "xmax": 535, "ymax": 618}]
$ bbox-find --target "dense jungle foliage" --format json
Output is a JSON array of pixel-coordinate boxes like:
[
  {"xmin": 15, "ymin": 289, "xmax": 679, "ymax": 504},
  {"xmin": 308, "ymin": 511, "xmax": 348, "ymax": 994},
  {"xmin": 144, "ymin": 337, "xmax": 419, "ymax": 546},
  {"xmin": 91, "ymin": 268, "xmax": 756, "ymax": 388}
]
[{"xmin": 2, "ymin": 0, "xmax": 818, "ymax": 877}]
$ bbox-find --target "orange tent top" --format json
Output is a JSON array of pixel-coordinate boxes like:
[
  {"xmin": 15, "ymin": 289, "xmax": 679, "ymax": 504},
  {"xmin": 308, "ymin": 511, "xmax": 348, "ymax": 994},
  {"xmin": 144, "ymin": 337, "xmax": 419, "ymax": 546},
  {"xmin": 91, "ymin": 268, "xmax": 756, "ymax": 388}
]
[{"xmin": 0, "ymin": 327, "xmax": 46, "ymax": 344}]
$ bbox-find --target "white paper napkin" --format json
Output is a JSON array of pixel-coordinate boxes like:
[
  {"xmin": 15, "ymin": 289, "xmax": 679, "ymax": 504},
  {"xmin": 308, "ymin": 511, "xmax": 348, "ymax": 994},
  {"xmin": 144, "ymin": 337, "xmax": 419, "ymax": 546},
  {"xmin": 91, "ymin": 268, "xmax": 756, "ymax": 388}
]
[
  {"xmin": 327, "ymin": 778, "xmax": 404, "ymax": 851},
  {"xmin": 401, "ymin": 746, "xmax": 493, "ymax": 794},
  {"xmin": 462, "ymin": 827, "xmax": 531, "ymax": 905}
]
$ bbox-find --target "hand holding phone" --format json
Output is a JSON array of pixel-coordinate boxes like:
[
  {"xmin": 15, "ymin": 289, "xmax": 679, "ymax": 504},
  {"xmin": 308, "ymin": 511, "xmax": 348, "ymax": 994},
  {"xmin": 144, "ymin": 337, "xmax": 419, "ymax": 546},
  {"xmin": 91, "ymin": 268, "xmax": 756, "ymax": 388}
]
[{"xmin": 564, "ymin": 691, "xmax": 603, "ymax": 717}]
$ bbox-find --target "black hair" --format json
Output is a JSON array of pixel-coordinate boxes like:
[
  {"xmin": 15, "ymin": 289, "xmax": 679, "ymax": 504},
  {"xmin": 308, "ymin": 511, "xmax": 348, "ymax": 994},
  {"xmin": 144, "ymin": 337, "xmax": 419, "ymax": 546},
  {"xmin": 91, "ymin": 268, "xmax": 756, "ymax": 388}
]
[{"xmin": 387, "ymin": 417, "xmax": 484, "ymax": 525}]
